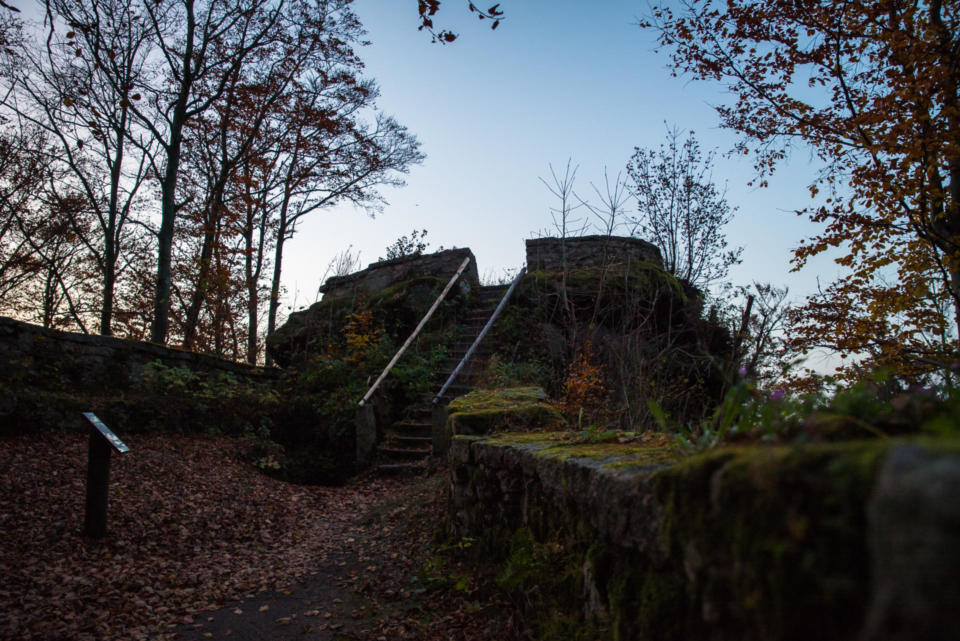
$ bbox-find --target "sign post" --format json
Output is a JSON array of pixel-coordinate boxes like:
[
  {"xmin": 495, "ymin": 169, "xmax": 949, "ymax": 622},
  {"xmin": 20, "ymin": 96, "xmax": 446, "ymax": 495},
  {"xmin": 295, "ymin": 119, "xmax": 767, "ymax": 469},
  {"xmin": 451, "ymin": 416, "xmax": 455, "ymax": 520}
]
[{"xmin": 82, "ymin": 412, "xmax": 129, "ymax": 539}]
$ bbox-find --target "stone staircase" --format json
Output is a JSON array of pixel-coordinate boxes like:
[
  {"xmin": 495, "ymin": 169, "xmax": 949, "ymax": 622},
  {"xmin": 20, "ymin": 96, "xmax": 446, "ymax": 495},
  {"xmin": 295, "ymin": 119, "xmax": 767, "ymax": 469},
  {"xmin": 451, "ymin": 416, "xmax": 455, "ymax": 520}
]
[{"xmin": 375, "ymin": 284, "xmax": 509, "ymax": 475}]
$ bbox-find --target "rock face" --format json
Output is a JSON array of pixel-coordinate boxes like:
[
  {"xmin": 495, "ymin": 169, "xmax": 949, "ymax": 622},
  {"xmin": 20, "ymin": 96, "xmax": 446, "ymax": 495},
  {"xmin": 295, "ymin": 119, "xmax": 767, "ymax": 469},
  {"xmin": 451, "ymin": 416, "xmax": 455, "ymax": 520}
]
[
  {"xmin": 525, "ymin": 235, "xmax": 663, "ymax": 272},
  {"xmin": 448, "ymin": 433, "xmax": 960, "ymax": 641},
  {"xmin": 320, "ymin": 247, "xmax": 479, "ymax": 301},
  {"xmin": 489, "ymin": 241, "xmax": 726, "ymax": 428},
  {"xmin": 864, "ymin": 444, "xmax": 960, "ymax": 641},
  {"xmin": 267, "ymin": 248, "xmax": 478, "ymax": 367}
]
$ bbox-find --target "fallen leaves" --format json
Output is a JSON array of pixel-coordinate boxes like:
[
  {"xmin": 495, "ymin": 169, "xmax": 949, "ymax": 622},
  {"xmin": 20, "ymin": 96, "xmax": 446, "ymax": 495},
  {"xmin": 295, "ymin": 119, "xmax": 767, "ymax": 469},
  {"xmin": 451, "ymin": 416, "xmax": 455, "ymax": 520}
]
[
  {"xmin": 0, "ymin": 433, "xmax": 380, "ymax": 641},
  {"xmin": 1, "ymin": 432, "xmax": 528, "ymax": 641}
]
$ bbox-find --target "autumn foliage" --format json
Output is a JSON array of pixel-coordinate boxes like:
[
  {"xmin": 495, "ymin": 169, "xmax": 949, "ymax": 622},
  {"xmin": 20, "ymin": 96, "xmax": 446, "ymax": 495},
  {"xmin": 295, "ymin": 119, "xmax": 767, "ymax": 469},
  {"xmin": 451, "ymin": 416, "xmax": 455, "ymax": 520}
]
[
  {"xmin": 556, "ymin": 340, "xmax": 610, "ymax": 425},
  {"xmin": 342, "ymin": 308, "xmax": 382, "ymax": 365},
  {"xmin": 646, "ymin": 0, "xmax": 960, "ymax": 382}
]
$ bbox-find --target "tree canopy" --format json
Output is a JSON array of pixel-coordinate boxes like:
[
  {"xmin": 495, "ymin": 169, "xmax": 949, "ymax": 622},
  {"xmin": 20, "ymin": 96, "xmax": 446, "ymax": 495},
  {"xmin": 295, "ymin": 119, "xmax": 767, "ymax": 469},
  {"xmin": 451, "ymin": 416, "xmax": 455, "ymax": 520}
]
[
  {"xmin": 0, "ymin": 0, "xmax": 422, "ymax": 361},
  {"xmin": 645, "ymin": 0, "xmax": 960, "ymax": 381}
]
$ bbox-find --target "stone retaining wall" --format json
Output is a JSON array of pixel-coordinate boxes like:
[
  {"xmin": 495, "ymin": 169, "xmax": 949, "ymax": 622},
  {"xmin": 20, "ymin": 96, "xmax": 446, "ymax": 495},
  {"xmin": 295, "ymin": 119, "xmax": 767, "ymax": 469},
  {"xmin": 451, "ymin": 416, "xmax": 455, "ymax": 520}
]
[
  {"xmin": 448, "ymin": 433, "xmax": 960, "ymax": 641},
  {"xmin": 525, "ymin": 235, "xmax": 663, "ymax": 272},
  {"xmin": 0, "ymin": 316, "xmax": 276, "ymax": 392},
  {"xmin": 0, "ymin": 316, "xmax": 279, "ymax": 435}
]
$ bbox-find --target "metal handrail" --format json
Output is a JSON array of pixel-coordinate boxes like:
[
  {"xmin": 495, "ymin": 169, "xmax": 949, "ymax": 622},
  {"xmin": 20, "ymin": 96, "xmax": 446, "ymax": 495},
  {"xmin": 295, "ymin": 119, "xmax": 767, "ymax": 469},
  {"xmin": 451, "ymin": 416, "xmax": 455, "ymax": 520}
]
[
  {"xmin": 432, "ymin": 266, "xmax": 527, "ymax": 405},
  {"xmin": 358, "ymin": 256, "xmax": 472, "ymax": 407}
]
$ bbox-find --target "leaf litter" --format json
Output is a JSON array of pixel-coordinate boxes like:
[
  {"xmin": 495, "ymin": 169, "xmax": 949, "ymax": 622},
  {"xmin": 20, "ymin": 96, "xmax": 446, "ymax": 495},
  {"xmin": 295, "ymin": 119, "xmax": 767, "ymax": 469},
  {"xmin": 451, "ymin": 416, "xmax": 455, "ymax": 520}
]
[{"xmin": 0, "ymin": 433, "xmax": 527, "ymax": 641}]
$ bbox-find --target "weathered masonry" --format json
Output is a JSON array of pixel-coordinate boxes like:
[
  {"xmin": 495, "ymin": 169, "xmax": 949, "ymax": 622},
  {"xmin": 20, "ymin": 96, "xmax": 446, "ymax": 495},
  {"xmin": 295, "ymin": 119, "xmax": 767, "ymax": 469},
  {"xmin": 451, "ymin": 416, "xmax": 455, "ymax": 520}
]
[{"xmin": 448, "ymin": 433, "xmax": 960, "ymax": 641}]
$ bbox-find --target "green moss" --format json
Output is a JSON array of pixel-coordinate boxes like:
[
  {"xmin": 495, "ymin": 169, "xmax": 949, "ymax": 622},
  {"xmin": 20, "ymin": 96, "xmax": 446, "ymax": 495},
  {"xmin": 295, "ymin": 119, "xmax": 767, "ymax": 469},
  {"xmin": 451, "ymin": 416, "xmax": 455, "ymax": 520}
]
[
  {"xmin": 482, "ymin": 431, "xmax": 681, "ymax": 469},
  {"xmin": 524, "ymin": 261, "xmax": 681, "ymax": 291},
  {"xmin": 539, "ymin": 441, "xmax": 677, "ymax": 466},
  {"xmin": 639, "ymin": 438, "xmax": 892, "ymax": 640},
  {"xmin": 366, "ymin": 275, "xmax": 446, "ymax": 309},
  {"xmin": 493, "ymin": 527, "xmax": 608, "ymax": 641},
  {"xmin": 448, "ymin": 386, "xmax": 549, "ymax": 412},
  {"xmin": 453, "ymin": 433, "xmax": 942, "ymax": 640},
  {"xmin": 446, "ymin": 387, "xmax": 566, "ymax": 436},
  {"xmin": 484, "ymin": 431, "xmax": 572, "ymax": 445}
]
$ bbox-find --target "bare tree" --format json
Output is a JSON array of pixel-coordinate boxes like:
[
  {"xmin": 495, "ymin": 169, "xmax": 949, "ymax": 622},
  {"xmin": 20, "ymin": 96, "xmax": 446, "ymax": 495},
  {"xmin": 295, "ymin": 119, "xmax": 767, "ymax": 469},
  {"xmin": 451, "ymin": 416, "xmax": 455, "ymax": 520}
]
[
  {"xmin": 122, "ymin": 0, "xmax": 286, "ymax": 344},
  {"xmin": 0, "ymin": 126, "xmax": 50, "ymax": 304},
  {"xmin": 578, "ymin": 167, "xmax": 631, "ymax": 237},
  {"xmin": 262, "ymin": 105, "xmax": 423, "ymax": 363},
  {"xmin": 5, "ymin": 0, "xmax": 156, "ymax": 334},
  {"xmin": 626, "ymin": 127, "xmax": 742, "ymax": 290},
  {"xmin": 539, "ymin": 159, "xmax": 589, "ymax": 331},
  {"xmin": 539, "ymin": 159, "xmax": 588, "ymax": 241},
  {"xmin": 739, "ymin": 282, "xmax": 791, "ymax": 385}
]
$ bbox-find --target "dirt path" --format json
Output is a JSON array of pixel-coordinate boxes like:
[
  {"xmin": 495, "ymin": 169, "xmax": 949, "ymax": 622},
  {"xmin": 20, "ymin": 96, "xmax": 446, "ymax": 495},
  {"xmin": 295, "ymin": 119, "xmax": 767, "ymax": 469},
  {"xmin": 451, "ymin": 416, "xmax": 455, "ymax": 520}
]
[{"xmin": 173, "ymin": 473, "xmax": 525, "ymax": 641}]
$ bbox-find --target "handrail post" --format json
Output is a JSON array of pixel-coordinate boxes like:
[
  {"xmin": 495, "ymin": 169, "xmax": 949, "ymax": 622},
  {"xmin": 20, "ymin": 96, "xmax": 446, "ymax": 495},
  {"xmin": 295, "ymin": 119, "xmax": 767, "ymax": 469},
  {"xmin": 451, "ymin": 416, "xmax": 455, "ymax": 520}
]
[
  {"xmin": 358, "ymin": 256, "xmax": 472, "ymax": 407},
  {"xmin": 432, "ymin": 266, "xmax": 527, "ymax": 405}
]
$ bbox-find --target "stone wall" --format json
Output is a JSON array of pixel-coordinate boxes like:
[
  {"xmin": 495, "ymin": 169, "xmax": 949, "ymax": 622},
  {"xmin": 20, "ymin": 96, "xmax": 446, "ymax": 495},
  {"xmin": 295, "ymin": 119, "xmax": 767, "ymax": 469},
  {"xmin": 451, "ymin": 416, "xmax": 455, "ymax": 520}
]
[
  {"xmin": 525, "ymin": 235, "xmax": 663, "ymax": 272},
  {"xmin": 0, "ymin": 316, "xmax": 276, "ymax": 392},
  {"xmin": 0, "ymin": 316, "xmax": 279, "ymax": 435},
  {"xmin": 448, "ymin": 433, "xmax": 960, "ymax": 641},
  {"xmin": 320, "ymin": 247, "xmax": 479, "ymax": 300}
]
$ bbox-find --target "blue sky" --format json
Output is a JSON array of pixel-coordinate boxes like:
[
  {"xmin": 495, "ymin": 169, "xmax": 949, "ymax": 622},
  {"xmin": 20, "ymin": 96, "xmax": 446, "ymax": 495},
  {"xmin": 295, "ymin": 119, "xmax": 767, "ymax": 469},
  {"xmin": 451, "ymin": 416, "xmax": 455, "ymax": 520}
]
[{"xmin": 280, "ymin": 0, "xmax": 842, "ymax": 311}]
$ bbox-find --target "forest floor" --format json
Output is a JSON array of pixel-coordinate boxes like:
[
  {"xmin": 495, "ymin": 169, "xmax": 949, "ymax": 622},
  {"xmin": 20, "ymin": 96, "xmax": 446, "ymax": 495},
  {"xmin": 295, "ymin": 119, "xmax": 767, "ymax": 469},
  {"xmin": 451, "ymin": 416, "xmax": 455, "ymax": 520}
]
[{"xmin": 0, "ymin": 433, "xmax": 529, "ymax": 641}]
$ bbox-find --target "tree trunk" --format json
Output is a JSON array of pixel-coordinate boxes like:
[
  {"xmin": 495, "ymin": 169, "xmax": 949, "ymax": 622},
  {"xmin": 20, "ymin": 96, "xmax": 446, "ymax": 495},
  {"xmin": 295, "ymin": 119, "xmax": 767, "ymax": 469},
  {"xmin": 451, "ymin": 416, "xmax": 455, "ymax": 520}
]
[
  {"xmin": 264, "ymin": 188, "xmax": 291, "ymax": 367},
  {"xmin": 265, "ymin": 231, "xmax": 285, "ymax": 367},
  {"xmin": 100, "ymin": 107, "xmax": 128, "ymax": 337},
  {"xmin": 150, "ymin": 0, "xmax": 195, "ymax": 345},
  {"xmin": 181, "ymin": 221, "xmax": 217, "ymax": 350},
  {"xmin": 948, "ymin": 163, "xmax": 960, "ymax": 341},
  {"xmin": 100, "ymin": 256, "xmax": 115, "ymax": 336},
  {"xmin": 246, "ymin": 277, "xmax": 258, "ymax": 364},
  {"xmin": 244, "ymin": 207, "xmax": 258, "ymax": 365}
]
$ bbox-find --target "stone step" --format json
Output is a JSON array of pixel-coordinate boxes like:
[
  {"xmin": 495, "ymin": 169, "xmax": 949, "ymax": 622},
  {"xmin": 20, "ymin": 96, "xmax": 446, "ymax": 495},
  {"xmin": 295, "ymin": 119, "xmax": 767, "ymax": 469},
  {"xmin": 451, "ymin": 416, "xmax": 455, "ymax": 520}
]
[
  {"xmin": 390, "ymin": 421, "xmax": 432, "ymax": 438},
  {"xmin": 391, "ymin": 434, "xmax": 433, "ymax": 446},
  {"xmin": 478, "ymin": 285, "xmax": 510, "ymax": 294},
  {"xmin": 376, "ymin": 461, "xmax": 428, "ymax": 477},
  {"xmin": 407, "ymin": 406, "xmax": 433, "ymax": 420},
  {"xmin": 378, "ymin": 445, "xmax": 431, "ymax": 460}
]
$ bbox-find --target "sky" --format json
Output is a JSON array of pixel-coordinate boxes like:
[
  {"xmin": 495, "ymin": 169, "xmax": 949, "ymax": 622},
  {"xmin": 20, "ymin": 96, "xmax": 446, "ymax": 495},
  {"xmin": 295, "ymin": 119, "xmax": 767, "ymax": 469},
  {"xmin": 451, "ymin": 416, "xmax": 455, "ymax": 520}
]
[{"xmin": 274, "ymin": 2, "xmax": 844, "ymax": 313}]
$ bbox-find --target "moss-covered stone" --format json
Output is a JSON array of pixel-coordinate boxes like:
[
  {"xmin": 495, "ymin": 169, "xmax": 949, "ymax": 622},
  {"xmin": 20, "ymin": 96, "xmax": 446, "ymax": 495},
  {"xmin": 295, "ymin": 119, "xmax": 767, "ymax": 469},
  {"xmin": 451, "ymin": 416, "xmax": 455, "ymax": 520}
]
[
  {"xmin": 447, "ymin": 432, "xmax": 960, "ymax": 641},
  {"xmin": 446, "ymin": 387, "xmax": 567, "ymax": 436},
  {"xmin": 484, "ymin": 430, "xmax": 680, "ymax": 469}
]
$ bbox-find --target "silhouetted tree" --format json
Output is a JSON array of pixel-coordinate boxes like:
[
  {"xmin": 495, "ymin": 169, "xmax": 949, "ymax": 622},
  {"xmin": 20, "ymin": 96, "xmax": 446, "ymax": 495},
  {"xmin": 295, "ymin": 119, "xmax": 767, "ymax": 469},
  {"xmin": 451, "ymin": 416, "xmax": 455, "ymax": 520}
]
[
  {"xmin": 645, "ymin": 0, "xmax": 960, "ymax": 379},
  {"xmin": 4, "ymin": 0, "xmax": 156, "ymax": 335},
  {"xmin": 626, "ymin": 127, "xmax": 742, "ymax": 290}
]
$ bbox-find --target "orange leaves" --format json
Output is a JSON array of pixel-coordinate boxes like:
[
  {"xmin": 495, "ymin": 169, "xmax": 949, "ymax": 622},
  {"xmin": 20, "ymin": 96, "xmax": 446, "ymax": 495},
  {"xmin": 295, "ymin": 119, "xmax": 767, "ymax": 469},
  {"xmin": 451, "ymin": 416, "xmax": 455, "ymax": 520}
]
[
  {"xmin": 556, "ymin": 340, "xmax": 611, "ymax": 426},
  {"xmin": 342, "ymin": 308, "xmax": 380, "ymax": 365},
  {"xmin": 647, "ymin": 0, "xmax": 960, "ymax": 382}
]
